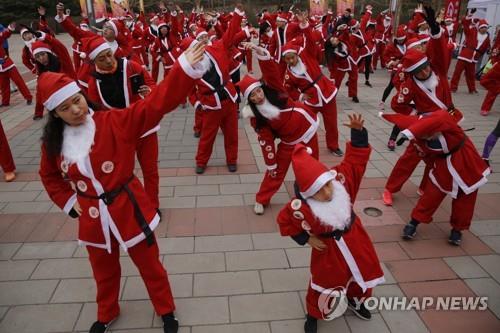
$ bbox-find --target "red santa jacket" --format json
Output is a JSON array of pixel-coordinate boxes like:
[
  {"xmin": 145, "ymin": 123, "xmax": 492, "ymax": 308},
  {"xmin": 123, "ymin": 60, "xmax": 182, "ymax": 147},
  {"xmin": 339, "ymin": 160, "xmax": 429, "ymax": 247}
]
[
  {"xmin": 269, "ymin": 22, "xmax": 301, "ymax": 62},
  {"xmin": 480, "ymin": 61, "xmax": 500, "ymax": 94},
  {"xmin": 22, "ymin": 46, "xmax": 36, "ymax": 74},
  {"xmin": 374, "ymin": 13, "xmax": 393, "ymax": 44},
  {"xmin": 283, "ymin": 25, "xmax": 338, "ymax": 107},
  {"xmin": 243, "ymin": 51, "xmax": 319, "ymax": 170},
  {"xmin": 0, "ymin": 28, "xmax": 15, "ymax": 72},
  {"xmin": 39, "ymin": 54, "xmax": 204, "ymax": 252},
  {"xmin": 192, "ymin": 9, "xmax": 244, "ymax": 110},
  {"xmin": 277, "ymin": 141, "xmax": 384, "ymax": 292},
  {"xmin": 382, "ymin": 41, "xmax": 406, "ymax": 71},
  {"xmin": 400, "ymin": 111, "xmax": 490, "ymax": 198},
  {"xmin": 457, "ymin": 15, "xmax": 491, "ymax": 63},
  {"xmin": 40, "ymin": 32, "xmax": 77, "ymax": 80}
]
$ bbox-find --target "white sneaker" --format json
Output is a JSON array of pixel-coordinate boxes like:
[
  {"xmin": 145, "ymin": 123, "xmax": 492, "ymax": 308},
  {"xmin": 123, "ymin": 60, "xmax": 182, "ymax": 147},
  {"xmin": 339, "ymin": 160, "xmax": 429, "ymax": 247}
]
[{"xmin": 254, "ymin": 202, "xmax": 264, "ymax": 215}]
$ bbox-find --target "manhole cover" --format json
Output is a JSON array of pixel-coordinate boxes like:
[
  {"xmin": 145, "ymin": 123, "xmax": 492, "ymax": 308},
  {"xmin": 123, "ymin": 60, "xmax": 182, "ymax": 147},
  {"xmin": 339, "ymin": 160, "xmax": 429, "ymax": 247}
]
[{"xmin": 363, "ymin": 207, "xmax": 383, "ymax": 217}]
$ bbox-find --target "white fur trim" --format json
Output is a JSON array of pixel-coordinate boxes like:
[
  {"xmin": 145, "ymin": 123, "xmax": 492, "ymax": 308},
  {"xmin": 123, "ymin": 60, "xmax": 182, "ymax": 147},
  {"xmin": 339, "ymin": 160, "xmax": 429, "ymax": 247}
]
[
  {"xmin": 276, "ymin": 16, "xmax": 287, "ymax": 22},
  {"xmin": 89, "ymin": 43, "xmax": 111, "ymax": 60},
  {"xmin": 33, "ymin": 47, "xmax": 53, "ymax": 56},
  {"xmin": 282, "ymin": 49, "xmax": 298, "ymax": 56},
  {"xmin": 178, "ymin": 53, "xmax": 207, "ymax": 79},
  {"xmin": 243, "ymin": 81, "xmax": 261, "ymax": 100},
  {"xmin": 234, "ymin": 7, "xmax": 245, "ymax": 17},
  {"xmin": 63, "ymin": 193, "xmax": 77, "ymax": 214},
  {"xmin": 241, "ymin": 104, "xmax": 254, "ymax": 118},
  {"xmin": 255, "ymin": 48, "xmax": 271, "ymax": 61},
  {"xmin": 401, "ymin": 129, "xmax": 414, "ymax": 140},
  {"xmin": 54, "ymin": 15, "xmax": 69, "ymax": 23},
  {"xmin": 44, "ymin": 82, "xmax": 81, "ymax": 110},
  {"xmin": 306, "ymin": 146, "xmax": 313, "ymax": 155},
  {"xmin": 301, "ymin": 170, "xmax": 337, "ymax": 198},
  {"xmin": 404, "ymin": 56, "xmax": 428, "ymax": 72}
]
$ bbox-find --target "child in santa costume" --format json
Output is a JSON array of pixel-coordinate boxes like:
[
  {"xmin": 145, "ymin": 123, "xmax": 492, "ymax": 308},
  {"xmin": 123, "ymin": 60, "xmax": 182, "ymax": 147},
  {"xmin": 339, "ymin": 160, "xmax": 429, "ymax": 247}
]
[
  {"xmin": 277, "ymin": 114, "xmax": 384, "ymax": 333},
  {"xmin": 38, "ymin": 42, "xmax": 208, "ymax": 333},
  {"xmin": 0, "ymin": 119, "xmax": 16, "ymax": 182},
  {"xmin": 382, "ymin": 111, "xmax": 490, "ymax": 245},
  {"xmin": 237, "ymin": 43, "xmax": 320, "ymax": 215}
]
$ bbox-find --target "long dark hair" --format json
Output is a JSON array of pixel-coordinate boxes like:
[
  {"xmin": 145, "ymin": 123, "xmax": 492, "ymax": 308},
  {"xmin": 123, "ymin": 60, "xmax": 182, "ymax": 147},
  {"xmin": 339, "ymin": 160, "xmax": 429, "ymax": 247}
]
[
  {"xmin": 41, "ymin": 94, "xmax": 102, "ymax": 157},
  {"xmin": 36, "ymin": 52, "xmax": 61, "ymax": 74},
  {"xmin": 248, "ymin": 83, "xmax": 288, "ymax": 131}
]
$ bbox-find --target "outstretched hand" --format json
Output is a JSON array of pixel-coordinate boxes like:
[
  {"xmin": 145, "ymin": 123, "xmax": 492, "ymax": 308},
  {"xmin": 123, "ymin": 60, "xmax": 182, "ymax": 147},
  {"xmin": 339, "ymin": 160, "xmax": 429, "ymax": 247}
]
[
  {"xmin": 184, "ymin": 41, "xmax": 206, "ymax": 67},
  {"xmin": 343, "ymin": 113, "xmax": 364, "ymax": 131},
  {"xmin": 56, "ymin": 2, "xmax": 65, "ymax": 18}
]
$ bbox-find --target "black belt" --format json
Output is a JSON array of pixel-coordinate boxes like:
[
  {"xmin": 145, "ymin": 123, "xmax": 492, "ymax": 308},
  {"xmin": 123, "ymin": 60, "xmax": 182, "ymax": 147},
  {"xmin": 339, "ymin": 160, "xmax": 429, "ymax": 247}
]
[
  {"xmin": 213, "ymin": 84, "xmax": 230, "ymax": 101},
  {"xmin": 319, "ymin": 210, "xmax": 357, "ymax": 240},
  {"xmin": 302, "ymin": 73, "xmax": 324, "ymax": 93},
  {"xmin": 439, "ymin": 137, "xmax": 465, "ymax": 158},
  {"xmin": 77, "ymin": 175, "xmax": 155, "ymax": 246}
]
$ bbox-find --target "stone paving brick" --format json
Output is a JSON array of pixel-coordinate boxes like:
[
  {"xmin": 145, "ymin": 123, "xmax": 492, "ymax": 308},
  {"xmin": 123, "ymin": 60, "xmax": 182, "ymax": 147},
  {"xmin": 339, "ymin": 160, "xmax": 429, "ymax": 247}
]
[
  {"xmin": 51, "ymin": 278, "xmax": 99, "ymax": 303},
  {"xmin": 157, "ymin": 237, "xmax": 194, "ymax": 254},
  {"xmin": 0, "ymin": 214, "xmax": 40, "ymax": 243},
  {"xmin": 472, "ymin": 255, "xmax": 500, "ymax": 283},
  {"xmin": 0, "ymin": 303, "xmax": 82, "ymax": 333},
  {"xmin": 480, "ymin": 235, "xmax": 500, "ymax": 253},
  {"xmin": 0, "ymin": 182, "xmax": 28, "ymax": 191},
  {"xmin": 192, "ymin": 322, "xmax": 270, "ymax": 333},
  {"xmin": 163, "ymin": 253, "xmax": 225, "ymax": 274},
  {"xmin": 444, "ymin": 256, "xmax": 489, "ymax": 279},
  {"xmin": 260, "ymin": 268, "xmax": 309, "ymax": 292},
  {"xmin": 123, "ymin": 274, "xmax": 192, "ymax": 300},
  {"xmin": 464, "ymin": 277, "xmax": 500, "ymax": 319},
  {"xmin": 398, "ymin": 239, "xmax": 466, "ymax": 259},
  {"xmin": 159, "ymin": 176, "xmax": 197, "ymax": 186},
  {"xmin": 175, "ymin": 185, "xmax": 219, "ymax": 196},
  {"xmin": 226, "ymin": 249, "xmax": 289, "ymax": 271},
  {"xmin": 159, "ymin": 196, "xmax": 196, "ymax": 209},
  {"xmin": 386, "ymin": 258, "xmax": 457, "ymax": 283},
  {"xmin": 172, "ymin": 297, "xmax": 229, "ymax": 326},
  {"xmin": 285, "ymin": 247, "xmax": 311, "ymax": 268},
  {"xmin": 196, "ymin": 194, "xmax": 244, "ymax": 208},
  {"xmin": 0, "ymin": 280, "xmax": 59, "ymax": 306},
  {"xmin": 380, "ymin": 263, "xmax": 396, "ymax": 284},
  {"xmin": 1, "ymin": 201, "xmax": 53, "ymax": 214},
  {"xmin": 194, "ymin": 234, "xmax": 253, "ymax": 253},
  {"xmin": 418, "ymin": 309, "xmax": 500, "ymax": 333},
  {"xmin": 0, "ymin": 259, "xmax": 38, "ymax": 281},
  {"xmin": 0, "ymin": 243, "xmax": 21, "ymax": 260},
  {"xmin": 14, "ymin": 241, "xmax": 77, "ymax": 259},
  {"xmin": 31, "ymin": 258, "xmax": 92, "ymax": 279},
  {"xmin": 470, "ymin": 220, "xmax": 500, "ymax": 237},
  {"xmin": 197, "ymin": 175, "xmax": 240, "ymax": 185},
  {"xmin": 346, "ymin": 313, "xmax": 390, "ymax": 333},
  {"xmin": 230, "ymin": 292, "xmax": 304, "ymax": 322},
  {"xmin": 271, "ymin": 317, "xmax": 351, "ymax": 333},
  {"xmin": 193, "ymin": 271, "xmax": 261, "ymax": 296},
  {"xmin": 109, "ymin": 300, "xmax": 156, "ymax": 330},
  {"xmin": 252, "ymin": 233, "xmax": 302, "ymax": 250},
  {"xmin": 373, "ymin": 242, "xmax": 410, "ymax": 261}
]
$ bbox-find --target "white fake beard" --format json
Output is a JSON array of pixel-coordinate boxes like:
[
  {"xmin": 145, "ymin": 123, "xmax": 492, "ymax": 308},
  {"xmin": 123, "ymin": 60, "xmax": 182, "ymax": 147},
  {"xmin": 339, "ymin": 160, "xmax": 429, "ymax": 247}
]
[
  {"xmin": 422, "ymin": 72, "xmax": 439, "ymax": 91},
  {"xmin": 290, "ymin": 58, "xmax": 306, "ymax": 76},
  {"xmin": 62, "ymin": 115, "xmax": 96, "ymax": 165},
  {"xmin": 383, "ymin": 19, "xmax": 391, "ymax": 28},
  {"xmin": 197, "ymin": 53, "xmax": 213, "ymax": 73},
  {"xmin": 24, "ymin": 38, "xmax": 35, "ymax": 51},
  {"xmin": 256, "ymin": 98, "xmax": 281, "ymax": 120},
  {"xmin": 307, "ymin": 180, "xmax": 352, "ymax": 230},
  {"xmin": 477, "ymin": 32, "xmax": 488, "ymax": 46}
]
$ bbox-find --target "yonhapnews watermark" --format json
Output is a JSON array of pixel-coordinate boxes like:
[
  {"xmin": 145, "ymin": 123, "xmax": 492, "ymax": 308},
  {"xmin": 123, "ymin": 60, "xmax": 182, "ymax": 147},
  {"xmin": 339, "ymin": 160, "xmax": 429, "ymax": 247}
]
[{"xmin": 319, "ymin": 288, "xmax": 489, "ymax": 321}]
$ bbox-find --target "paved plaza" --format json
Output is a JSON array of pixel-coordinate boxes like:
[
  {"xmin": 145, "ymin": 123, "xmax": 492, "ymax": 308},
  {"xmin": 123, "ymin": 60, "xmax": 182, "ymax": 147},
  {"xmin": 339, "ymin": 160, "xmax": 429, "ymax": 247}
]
[{"xmin": 0, "ymin": 34, "xmax": 499, "ymax": 333}]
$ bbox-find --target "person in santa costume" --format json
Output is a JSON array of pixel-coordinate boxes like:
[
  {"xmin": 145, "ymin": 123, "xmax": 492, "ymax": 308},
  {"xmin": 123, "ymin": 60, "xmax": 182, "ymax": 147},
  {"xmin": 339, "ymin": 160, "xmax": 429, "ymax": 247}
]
[
  {"xmin": 441, "ymin": 14, "xmax": 458, "ymax": 72},
  {"xmin": 268, "ymin": 10, "xmax": 301, "ymax": 78},
  {"xmin": 277, "ymin": 114, "xmax": 384, "ymax": 332},
  {"xmin": 237, "ymin": 42, "xmax": 320, "ymax": 215},
  {"xmin": 0, "ymin": 119, "xmax": 16, "ymax": 182},
  {"xmin": 38, "ymin": 42, "xmax": 207, "ymax": 333},
  {"xmin": 187, "ymin": 4, "xmax": 246, "ymax": 174},
  {"xmin": 382, "ymin": 6, "xmax": 461, "ymax": 206},
  {"xmin": 479, "ymin": 33, "xmax": 499, "ymax": 116},
  {"xmin": 82, "ymin": 35, "xmax": 161, "ymax": 213},
  {"xmin": 150, "ymin": 16, "xmax": 182, "ymax": 82},
  {"xmin": 0, "ymin": 23, "xmax": 33, "ymax": 108},
  {"xmin": 350, "ymin": 6, "xmax": 375, "ymax": 88},
  {"xmin": 372, "ymin": 9, "xmax": 392, "ymax": 70},
  {"xmin": 281, "ymin": 12, "xmax": 342, "ymax": 156},
  {"xmin": 382, "ymin": 110, "xmax": 490, "ymax": 245},
  {"xmin": 450, "ymin": 10, "xmax": 490, "ymax": 94}
]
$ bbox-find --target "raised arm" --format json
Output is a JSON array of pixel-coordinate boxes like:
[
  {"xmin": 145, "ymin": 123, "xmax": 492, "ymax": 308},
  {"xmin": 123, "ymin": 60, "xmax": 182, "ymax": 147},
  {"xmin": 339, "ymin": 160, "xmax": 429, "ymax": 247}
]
[
  {"xmin": 221, "ymin": 5, "xmax": 245, "ymax": 51},
  {"xmin": 249, "ymin": 44, "xmax": 287, "ymax": 94}
]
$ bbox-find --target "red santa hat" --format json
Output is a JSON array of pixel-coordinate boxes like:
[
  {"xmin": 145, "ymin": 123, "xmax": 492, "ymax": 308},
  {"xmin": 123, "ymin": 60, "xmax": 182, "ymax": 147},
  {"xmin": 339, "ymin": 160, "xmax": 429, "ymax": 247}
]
[
  {"xmin": 406, "ymin": 34, "xmax": 429, "ymax": 49},
  {"xmin": 413, "ymin": 13, "xmax": 427, "ymax": 27},
  {"xmin": 478, "ymin": 19, "xmax": 489, "ymax": 29},
  {"xmin": 395, "ymin": 24, "xmax": 407, "ymax": 41},
  {"xmin": 179, "ymin": 37, "xmax": 197, "ymax": 51},
  {"xmin": 281, "ymin": 41, "xmax": 300, "ymax": 56},
  {"xmin": 402, "ymin": 48, "xmax": 429, "ymax": 73},
  {"xmin": 20, "ymin": 28, "xmax": 31, "ymax": 37},
  {"xmin": 37, "ymin": 72, "xmax": 81, "ymax": 111},
  {"xmin": 157, "ymin": 20, "xmax": 169, "ymax": 30},
  {"xmin": 31, "ymin": 41, "xmax": 53, "ymax": 57},
  {"xmin": 444, "ymin": 15, "xmax": 453, "ymax": 23},
  {"xmin": 195, "ymin": 27, "xmax": 208, "ymax": 39},
  {"xmin": 276, "ymin": 13, "xmax": 288, "ymax": 23},
  {"xmin": 292, "ymin": 144, "xmax": 337, "ymax": 198},
  {"xmin": 104, "ymin": 19, "xmax": 119, "ymax": 36},
  {"xmin": 79, "ymin": 36, "xmax": 111, "ymax": 60},
  {"xmin": 237, "ymin": 74, "xmax": 261, "ymax": 100},
  {"xmin": 349, "ymin": 18, "xmax": 360, "ymax": 29}
]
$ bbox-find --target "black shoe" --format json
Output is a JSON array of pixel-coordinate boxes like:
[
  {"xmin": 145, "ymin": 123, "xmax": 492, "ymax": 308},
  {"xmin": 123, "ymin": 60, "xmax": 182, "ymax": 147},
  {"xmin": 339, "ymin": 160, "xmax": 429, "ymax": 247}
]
[
  {"xmin": 162, "ymin": 312, "xmax": 179, "ymax": 333},
  {"xmin": 402, "ymin": 220, "xmax": 419, "ymax": 240},
  {"xmin": 194, "ymin": 131, "xmax": 201, "ymax": 138},
  {"xmin": 33, "ymin": 115, "xmax": 43, "ymax": 120},
  {"xmin": 156, "ymin": 208, "xmax": 163, "ymax": 222},
  {"xmin": 89, "ymin": 320, "xmax": 112, "ymax": 333},
  {"xmin": 352, "ymin": 96, "xmax": 359, "ymax": 103},
  {"xmin": 365, "ymin": 81, "xmax": 372, "ymax": 87},
  {"xmin": 195, "ymin": 165, "xmax": 206, "ymax": 174},
  {"xmin": 304, "ymin": 314, "xmax": 318, "ymax": 333},
  {"xmin": 448, "ymin": 229, "xmax": 462, "ymax": 246},
  {"xmin": 26, "ymin": 99, "xmax": 33, "ymax": 105},
  {"xmin": 330, "ymin": 148, "xmax": 344, "ymax": 157},
  {"xmin": 347, "ymin": 299, "xmax": 372, "ymax": 320},
  {"xmin": 227, "ymin": 164, "xmax": 237, "ymax": 172}
]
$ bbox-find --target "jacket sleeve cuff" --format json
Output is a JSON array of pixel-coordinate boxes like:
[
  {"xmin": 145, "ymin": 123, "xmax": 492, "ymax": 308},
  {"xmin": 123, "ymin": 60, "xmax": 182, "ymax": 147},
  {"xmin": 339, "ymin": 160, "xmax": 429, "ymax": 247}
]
[
  {"xmin": 400, "ymin": 129, "xmax": 414, "ymax": 140},
  {"xmin": 291, "ymin": 231, "xmax": 310, "ymax": 246},
  {"xmin": 351, "ymin": 128, "xmax": 369, "ymax": 147},
  {"xmin": 62, "ymin": 193, "xmax": 77, "ymax": 214},
  {"xmin": 178, "ymin": 53, "xmax": 207, "ymax": 79},
  {"xmin": 255, "ymin": 48, "xmax": 271, "ymax": 60}
]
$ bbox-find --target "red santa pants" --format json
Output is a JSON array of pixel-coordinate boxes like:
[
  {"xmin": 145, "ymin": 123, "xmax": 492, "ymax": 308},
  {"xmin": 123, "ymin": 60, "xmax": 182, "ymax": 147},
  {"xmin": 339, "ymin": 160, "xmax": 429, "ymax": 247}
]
[
  {"xmin": 372, "ymin": 42, "xmax": 386, "ymax": 69},
  {"xmin": 312, "ymin": 99, "xmax": 339, "ymax": 151},
  {"xmin": 86, "ymin": 235, "xmax": 175, "ymax": 323},
  {"xmin": 195, "ymin": 99, "xmax": 238, "ymax": 167},
  {"xmin": 256, "ymin": 135, "xmax": 319, "ymax": 205},
  {"xmin": 306, "ymin": 282, "xmax": 372, "ymax": 319},
  {"xmin": 450, "ymin": 59, "xmax": 476, "ymax": 92},
  {"xmin": 193, "ymin": 107, "xmax": 204, "ymax": 134},
  {"xmin": 411, "ymin": 181, "xmax": 478, "ymax": 231},
  {"xmin": 245, "ymin": 48, "xmax": 253, "ymax": 72},
  {"xmin": 0, "ymin": 121, "xmax": 15, "ymax": 173},
  {"xmin": 481, "ymin": 90, "xmax": 498, "ymax": 112},
  {"xmin": 385, "ymin": 144, "xmax": 429, "ymax": 193},
  {"xmin": 34, "ymin": 88, "xmax": 45, "ymax": 117},
  {"xmin": 137, "ymin": 133, "xmax": 160, "ymax": 209},
  {"xmin": 331, "ymin": 67, "xmax": 358, "ymax": 98},
  {"xmin": 152, "ymin": 58, "xmax": 162, "ymax": 83},
  {"xmin": 0, "ymin": 67, "xmax": 32, "ymax": 105},
  {"xmin": 73, "ymin": 51, "xmax": 81, "ymax": 72}
]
